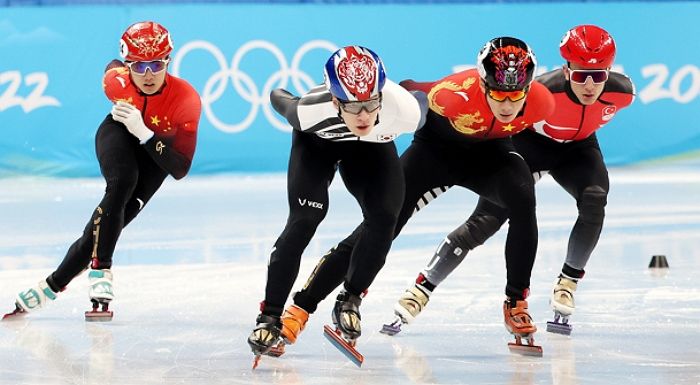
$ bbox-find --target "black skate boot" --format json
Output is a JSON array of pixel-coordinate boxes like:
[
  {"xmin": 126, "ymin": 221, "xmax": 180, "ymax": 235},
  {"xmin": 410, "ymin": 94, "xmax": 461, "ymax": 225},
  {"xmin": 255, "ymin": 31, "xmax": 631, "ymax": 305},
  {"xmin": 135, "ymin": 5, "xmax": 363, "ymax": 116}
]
[
  {"xmin": 332, "ymin": 290, "xmax": 362, "ymax": 342},
  {"xmin": 248, "ymin": 313, "xmax": 282, "ymax": 368},
  {"xmin": 323, "ymin": 290, "xmax": 364, "ymax": 366}
]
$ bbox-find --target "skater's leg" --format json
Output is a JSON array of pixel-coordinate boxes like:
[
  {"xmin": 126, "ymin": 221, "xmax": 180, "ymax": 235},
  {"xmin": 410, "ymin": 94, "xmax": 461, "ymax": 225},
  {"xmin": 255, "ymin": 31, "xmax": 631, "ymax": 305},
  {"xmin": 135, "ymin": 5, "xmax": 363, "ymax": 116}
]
[
  {"xmin": 340, "ymin": 142, "xmax": 404, "ymax": 295},
  {"xmin": 292, "ymin": 245, "xmax": 352, "ymax": 314},
  {"xmin": 87, "ymin": 147, "xmax": 167, "ymax": 315},
  {"xmin": 468, "ymin": 150, "xmax": 536, "ymax": 301},
  {"xmin": 52, "ymin": 117, "xmax": 141, "ymax": 288},
  {"xmin": 550, "ymin": 142, "xmax": 609, "ymax": 277},
  {"xmin": 297, "ymin": 143, "xmax": 402, "ymax": 341},
  {"xmin": 422, "ymin": 199, "xmax": 507, "ymax": 286},
  {"xmin": 261, "ymin": 131, "xmax": 337, "ymax": 318},
  {"xmin": 546, "ymin": 141, "xmax": 608, "ymax": 325},
  {"xmin": 454, "ymin": 140, "xmax": 537, "ymax": 343},
  {"xmin": 395, "ymin": 199, "xmax": 507, "ymax": 324},
  {"xmin": 122, "ymin": 147, "xmax": 168, "ymax": 228},
  {"xmin": 294, "ymin": 139, "xmax": 453, "ymax": 315}
]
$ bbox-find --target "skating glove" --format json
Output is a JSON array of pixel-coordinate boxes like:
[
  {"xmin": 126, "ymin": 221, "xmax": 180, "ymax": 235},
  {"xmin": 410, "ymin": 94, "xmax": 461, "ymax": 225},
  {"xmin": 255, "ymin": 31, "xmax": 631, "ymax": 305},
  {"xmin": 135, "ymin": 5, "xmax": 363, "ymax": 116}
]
[{"xmin": 111, "ymin": 101, "xmax": 154, "ymax": 144}]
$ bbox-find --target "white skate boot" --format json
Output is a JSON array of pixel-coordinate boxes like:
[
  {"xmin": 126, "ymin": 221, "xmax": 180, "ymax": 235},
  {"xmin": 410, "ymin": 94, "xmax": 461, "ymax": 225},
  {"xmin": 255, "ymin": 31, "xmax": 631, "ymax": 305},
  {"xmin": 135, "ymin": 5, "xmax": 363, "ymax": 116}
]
[
  {"xmin": 85, "ymin": 269, "xmax": 114, "ymax": 322},
  {"xmin": 395, "ymin": 284, "xmax": 431, "ymax": 324},
  {"xmin": 546, "ymin": 275, "xmax": 578, "ymax": 335},
  {"xmin": 5, "ymin": 279, "xmax": 58, "ymax": 319},
  {"xmin": 381, "ymin": 284, "xmax": 431, "ymax": 336}
]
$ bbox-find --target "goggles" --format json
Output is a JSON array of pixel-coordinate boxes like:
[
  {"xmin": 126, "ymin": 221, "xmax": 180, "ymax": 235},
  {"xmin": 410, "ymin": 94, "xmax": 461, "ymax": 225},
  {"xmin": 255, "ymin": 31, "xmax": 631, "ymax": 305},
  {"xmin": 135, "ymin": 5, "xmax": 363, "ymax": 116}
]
[
  {"xmin": 338, "ymin": 97, "xmax": 382, "ymax": 114},
  {"xmin": 569, "ymin": 69, "xmax": 609, "ymax": 84},
  {"xmin": 487, "ymin": 88, "xmax": 528, "ymax": 102},
  {"xmin": 126, "ymin": 59, "xmax": 170, "ymax": 76}
]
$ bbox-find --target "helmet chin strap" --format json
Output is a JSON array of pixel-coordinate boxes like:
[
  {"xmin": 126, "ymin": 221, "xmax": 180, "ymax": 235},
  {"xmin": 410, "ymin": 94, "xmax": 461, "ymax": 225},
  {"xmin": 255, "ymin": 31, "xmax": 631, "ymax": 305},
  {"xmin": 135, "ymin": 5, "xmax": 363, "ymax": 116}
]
[{"xmin": 336, "ymin": 107, "xmax": 345, "ymax": 123}]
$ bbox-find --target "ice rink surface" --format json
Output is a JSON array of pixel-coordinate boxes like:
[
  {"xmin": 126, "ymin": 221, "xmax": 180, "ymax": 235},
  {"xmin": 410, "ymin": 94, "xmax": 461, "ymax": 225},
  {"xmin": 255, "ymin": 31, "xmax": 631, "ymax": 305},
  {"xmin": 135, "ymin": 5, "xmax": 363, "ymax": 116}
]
[{"xmin": 1, "ymin": 164, "xmax": 699, "ymax": 385}]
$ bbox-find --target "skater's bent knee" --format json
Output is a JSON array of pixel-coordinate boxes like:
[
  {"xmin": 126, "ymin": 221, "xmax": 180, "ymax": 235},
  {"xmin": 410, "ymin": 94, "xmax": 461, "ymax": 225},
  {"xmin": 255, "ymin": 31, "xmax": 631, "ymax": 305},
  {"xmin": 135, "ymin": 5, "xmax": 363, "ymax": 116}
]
[
  {"xmin": 450, "ymin": 214, "xmax": 503, "ymax": 250},
  {"xmin": 579, "ymin": 185, "xmax": 607, "ymax": 222},
  {"xmin": 581, "ymin": 185, "xmax": 608, "ymax": 205}
]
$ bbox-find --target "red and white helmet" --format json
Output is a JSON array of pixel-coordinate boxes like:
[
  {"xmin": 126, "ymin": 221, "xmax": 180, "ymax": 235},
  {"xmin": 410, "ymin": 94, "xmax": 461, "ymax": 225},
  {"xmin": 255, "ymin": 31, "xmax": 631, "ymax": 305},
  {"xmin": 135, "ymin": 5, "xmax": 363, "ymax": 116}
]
[
  {"xmin": 323, "ymin": 46, "xmax": 386, "ymax": 102},
  {"xmin": 559, "ymin": 25, "xmax": 616, "ymax": 69},
  {"xmin": 119, "ymin": 21, "xmax": 173, "ymax": 61}
]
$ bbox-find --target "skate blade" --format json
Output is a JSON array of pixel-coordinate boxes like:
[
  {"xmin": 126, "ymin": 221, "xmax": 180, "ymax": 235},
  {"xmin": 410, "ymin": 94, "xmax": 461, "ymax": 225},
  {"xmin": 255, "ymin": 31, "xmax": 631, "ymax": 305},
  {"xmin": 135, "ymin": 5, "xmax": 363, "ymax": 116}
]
[
  {"xmin": 85, "ymin": 310, "xmax": 113, "ymax": 322},
  {"xmin": 380, "ymin": 317, "xmax": 402, "ymax": 336},
  {"xmin": 250, "ymin": 339, "xmax": 285, "ymax": 369},
  {"xmin": 2, "ymin": 305, "xmax": 27, "ymax": 321},
  {"xmin": 264, "ymin": 343, "xmax": 286, "ymax": 357},
  {"xmin": 546, "ymin": 321, "xmax": 572, "ymax": 335},
  {"xmin": 323, "ymin": 324, "xmax": 363, "ymax": 367},
  {"xmin": 508, "ymin": 342, "xmax": 543, "ymax": 357}
]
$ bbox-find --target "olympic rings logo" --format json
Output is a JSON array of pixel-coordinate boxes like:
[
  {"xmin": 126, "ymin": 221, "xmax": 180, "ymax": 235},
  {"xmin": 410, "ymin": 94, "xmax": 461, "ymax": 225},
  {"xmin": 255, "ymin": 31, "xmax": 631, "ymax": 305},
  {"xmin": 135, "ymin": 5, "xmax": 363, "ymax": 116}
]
[{"xmin": 171, "ymin": 40, "xmax": 338, "ymax": 133}]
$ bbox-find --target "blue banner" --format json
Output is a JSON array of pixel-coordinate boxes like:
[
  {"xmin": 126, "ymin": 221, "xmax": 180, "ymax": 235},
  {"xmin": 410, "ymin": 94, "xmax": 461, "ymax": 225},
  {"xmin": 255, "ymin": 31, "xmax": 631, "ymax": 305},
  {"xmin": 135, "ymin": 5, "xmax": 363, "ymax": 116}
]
[{"xmin": 1, "ymin": 3, "xmax": 699, "ymax": 176}]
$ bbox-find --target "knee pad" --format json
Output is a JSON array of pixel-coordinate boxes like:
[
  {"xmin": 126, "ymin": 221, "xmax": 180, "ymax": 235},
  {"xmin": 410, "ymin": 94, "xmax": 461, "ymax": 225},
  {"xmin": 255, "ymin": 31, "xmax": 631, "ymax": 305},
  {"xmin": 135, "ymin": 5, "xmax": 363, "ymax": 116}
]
[
  {"xmin": 579, "ymin": 185, "xmax": 607, "ymax": 223},
  {"xmin": 449, "ymin": 214, "xmax": 504, "ymax": 250}
]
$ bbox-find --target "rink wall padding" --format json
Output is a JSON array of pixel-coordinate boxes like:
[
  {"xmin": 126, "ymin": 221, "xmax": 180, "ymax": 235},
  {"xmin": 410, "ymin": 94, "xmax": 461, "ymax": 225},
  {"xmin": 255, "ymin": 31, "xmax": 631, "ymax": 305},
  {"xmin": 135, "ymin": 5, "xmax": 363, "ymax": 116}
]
[{"xmin": 1, "ymin": 2, "xmax": 699, "ymax": 176}]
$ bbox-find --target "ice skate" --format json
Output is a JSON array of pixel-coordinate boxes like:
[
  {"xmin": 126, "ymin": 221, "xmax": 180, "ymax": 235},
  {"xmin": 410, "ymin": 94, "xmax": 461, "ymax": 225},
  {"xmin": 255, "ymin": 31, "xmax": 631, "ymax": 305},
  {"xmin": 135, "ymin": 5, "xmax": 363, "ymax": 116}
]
[
  {"xmin": 85, "ymin": 269, "xmax": 114, "ymax": 322},
  {"xmin": 2, "ymin": 304, "xmax": 26, "ymax": 321},
  {"xmin": 4, "ymin": 279, "xmax": 58, "ymax": 321},
  {"xmin": 248, "ymin": 314, "xmax": 283, "ymax": 369},
  {"xmin": 503, "ymin": 298, "xmax": 542, "ymax": 357},
  {"xmin": 323, "ymin": 290, "xmax": 364, "ymax": 366},
  {"xmin": 281, "ymin": 304, "xmax": 309, "ymax": 345},
  {"xmin": 381, "ymin": 283, "xmax": 431, "ymax": 336},
  {"xmin": 547, "ymin": 275, "xmax": 577, "ymax": 335}
]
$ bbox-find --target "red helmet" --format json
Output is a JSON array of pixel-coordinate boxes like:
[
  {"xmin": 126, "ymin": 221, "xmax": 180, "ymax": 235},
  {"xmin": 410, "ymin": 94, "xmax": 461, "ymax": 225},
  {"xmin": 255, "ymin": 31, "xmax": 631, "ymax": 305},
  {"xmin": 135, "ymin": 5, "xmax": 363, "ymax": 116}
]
[
  {"xmin": 119, "ymin": 21, "xmax": 173, "ymax": 61},
  {"xmin": 559, "ymin": 25, "xmax": 616, "ymax": 68}
]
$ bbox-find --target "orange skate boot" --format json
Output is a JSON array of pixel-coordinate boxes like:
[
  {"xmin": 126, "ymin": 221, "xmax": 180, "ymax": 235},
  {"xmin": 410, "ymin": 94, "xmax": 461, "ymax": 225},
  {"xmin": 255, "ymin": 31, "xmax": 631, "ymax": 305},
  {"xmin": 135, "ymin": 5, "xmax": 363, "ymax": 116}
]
[
  {"xmin": 503, "ymin": 298, "xmax": 542, "ymax": 356},
  {"xmin": 281, "ymin": 304, "xmax": 309, "ymax": 344}
]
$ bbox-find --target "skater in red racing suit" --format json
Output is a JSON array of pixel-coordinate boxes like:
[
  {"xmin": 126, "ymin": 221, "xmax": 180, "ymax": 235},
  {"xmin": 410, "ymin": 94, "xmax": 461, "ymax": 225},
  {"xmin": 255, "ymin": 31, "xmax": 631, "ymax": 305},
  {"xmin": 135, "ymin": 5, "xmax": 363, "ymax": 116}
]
[
  {"xmin": 388, "ymin": 24, "xmax": 635, "ymax": 337},
  {"xmin": 6, "ymin": 21, "xmax": 201, "ymax": 321}
]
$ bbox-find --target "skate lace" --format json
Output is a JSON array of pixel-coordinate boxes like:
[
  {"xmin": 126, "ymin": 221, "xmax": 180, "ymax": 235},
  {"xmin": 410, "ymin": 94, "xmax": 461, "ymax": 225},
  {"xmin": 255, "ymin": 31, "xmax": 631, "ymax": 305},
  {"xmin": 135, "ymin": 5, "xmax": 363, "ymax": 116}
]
[
  {"xmin": 402, "ymin": 287, "xmax": 429, "ymax": 308},
  {"xmin": 282, "ymin": 306, "xmax": 309, "ymax": 330},
  {"xmin": 508, "ymin": 303, "xmax": 533, "ymax": 328},
  {"xmin": 19, "ymin": 289, "xmax": 41, "ymax": 309},
  {"xmin": 553, "ymin": 279, "xmax": 577, "ymax": 304},
  {"xmin": 281, "ymin": 312, "xmax": 308, "ymax": 342},
  {"xmin": 252, "ymin": 320, "xmax": 281, "ymax": 346},
  {"xmin": 553, "ymin": 288, "xmax": 573, "ymax": 301},
  {"xmin": 91, "ymin": 282, "xmax": 113, "ymax": 295},
  {"xmin": 340, "ymin": 310, "xmax": 361, "ymax": 333}
]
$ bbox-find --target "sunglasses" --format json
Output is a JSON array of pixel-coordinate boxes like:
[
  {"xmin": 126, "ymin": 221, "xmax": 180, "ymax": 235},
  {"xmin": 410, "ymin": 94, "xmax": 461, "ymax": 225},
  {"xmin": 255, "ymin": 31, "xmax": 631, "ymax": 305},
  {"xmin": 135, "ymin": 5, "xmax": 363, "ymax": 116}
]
[
  {"xmin": 487, "ymin": 88, "xmax": 528, "ymax": 102},
  {"xmin": 569, "ymin": 69, "xmax": 609, "ymax": 84},
  {"xmin": 338, "ymin": 97, "xmax": 382, "ymax": 114},
  {"xmin": 126, "ymin": 59, "xmax": 170, "ymax": 76}
]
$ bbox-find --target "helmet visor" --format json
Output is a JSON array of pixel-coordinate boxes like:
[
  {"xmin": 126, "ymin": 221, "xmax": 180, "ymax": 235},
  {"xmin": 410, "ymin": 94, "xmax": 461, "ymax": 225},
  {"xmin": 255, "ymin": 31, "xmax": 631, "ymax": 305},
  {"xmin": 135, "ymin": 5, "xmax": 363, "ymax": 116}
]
[
  {"xmin": 570, "ymin": 69, "xmax": 608, "ymax": 84},
  {"xmin": 338, "ymin": 97, "xmax": 382, "ymax": 114},
  {"xmin": 487, "ymin": 88, "xmax": 528, "ymax": 102},
  {"xmin": 127, "ymin": 59, "xmax": 169, "ymax": 76}
]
